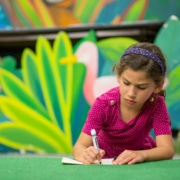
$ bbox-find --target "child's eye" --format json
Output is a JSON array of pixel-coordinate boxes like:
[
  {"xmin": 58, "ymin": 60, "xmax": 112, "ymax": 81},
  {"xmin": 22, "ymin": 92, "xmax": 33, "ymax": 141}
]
[
  {"xmin": 137, "ymin": 86, "xmax": 146, "ymax": 90},
  {"xmin": 123, "ymin": 81, "xmax": 129, "ymax": 85}
]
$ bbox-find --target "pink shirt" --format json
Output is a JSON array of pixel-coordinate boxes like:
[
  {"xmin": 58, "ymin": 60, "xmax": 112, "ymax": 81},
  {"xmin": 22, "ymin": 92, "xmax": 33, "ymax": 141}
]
[{"xmin": 82, "ymin": 87, "xmax": 172, "ymax": 158}]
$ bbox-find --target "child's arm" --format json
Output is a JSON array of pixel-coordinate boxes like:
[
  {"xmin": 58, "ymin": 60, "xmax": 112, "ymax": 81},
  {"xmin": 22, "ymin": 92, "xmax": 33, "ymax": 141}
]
[
  {"xmin": 144, "ymin": 134, "xmax": 174, "ymax": 161},
  {"xmin": 113, "ymin": 134, "xmax": 174, "ymax": 165},
  {"xmin": 73, "ymin": 132, "xmax": 105, "ymax": 164}
]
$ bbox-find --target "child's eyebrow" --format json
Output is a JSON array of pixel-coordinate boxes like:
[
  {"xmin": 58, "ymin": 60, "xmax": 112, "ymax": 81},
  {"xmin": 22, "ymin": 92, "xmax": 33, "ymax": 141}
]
[{"xmin": 122, "ymin": 77, "xmax": 149, "ymax": 86}]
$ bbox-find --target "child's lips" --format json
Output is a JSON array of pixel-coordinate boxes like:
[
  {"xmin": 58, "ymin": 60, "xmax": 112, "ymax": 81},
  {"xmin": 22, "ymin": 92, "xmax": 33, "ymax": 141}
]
[{"xmin": 125, "ymin": 99, "xmax": 136, "ymax": 105}]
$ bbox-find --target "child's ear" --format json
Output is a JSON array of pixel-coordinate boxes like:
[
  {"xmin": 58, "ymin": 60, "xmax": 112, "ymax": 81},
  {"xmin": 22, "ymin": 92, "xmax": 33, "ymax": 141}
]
[{"xmin": 153, "ymin": 81, "xmax": 164, "ymax": 94}]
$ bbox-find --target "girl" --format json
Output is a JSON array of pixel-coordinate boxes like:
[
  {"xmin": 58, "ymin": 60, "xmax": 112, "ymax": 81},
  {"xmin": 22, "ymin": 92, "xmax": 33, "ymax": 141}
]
[{"xmin": 73, "ymin": 42, "xmax": 174, "ymax": 165}]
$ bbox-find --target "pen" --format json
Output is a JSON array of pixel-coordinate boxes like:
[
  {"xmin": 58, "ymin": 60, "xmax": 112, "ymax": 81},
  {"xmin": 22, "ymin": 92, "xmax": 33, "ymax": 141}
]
[
  {"xmin": 91, "ymin": 129, "xmax": 100, "ymax": 150},
  {"xmin": 91, "ymin": 129, "xmax": 101, "ymax": 164},
  {"xmin": 114, "ymin": 156, "xmax": 117, "ymax": 160}
]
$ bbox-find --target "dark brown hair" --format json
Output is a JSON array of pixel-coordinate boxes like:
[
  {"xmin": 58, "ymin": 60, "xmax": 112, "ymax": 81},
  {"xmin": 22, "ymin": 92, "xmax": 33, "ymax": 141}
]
[{"xmin": 113, "ymin": 42, "xmax": 166, "ymax": 96}]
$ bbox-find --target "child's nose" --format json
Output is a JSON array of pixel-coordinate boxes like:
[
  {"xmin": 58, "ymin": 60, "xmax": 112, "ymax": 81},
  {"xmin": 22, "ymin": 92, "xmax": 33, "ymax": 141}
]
[{"xmin": 128, "ymin": 87, "xmax": 136, "ymax": 98}]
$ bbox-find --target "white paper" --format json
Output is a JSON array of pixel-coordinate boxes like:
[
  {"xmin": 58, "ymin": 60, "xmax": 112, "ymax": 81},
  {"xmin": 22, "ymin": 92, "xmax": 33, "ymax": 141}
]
[
  {"xmin": 61, "ymin": 157, "xmax": 114, "ymax": 165},
  {"xmin": 62, "ymin": 157, "xmax": 83, "ymax": 165}
]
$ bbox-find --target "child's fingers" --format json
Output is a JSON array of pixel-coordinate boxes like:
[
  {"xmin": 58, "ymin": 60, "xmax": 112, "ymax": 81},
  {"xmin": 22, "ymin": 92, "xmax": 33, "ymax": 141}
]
[
  {"xmin": 96, "ymin": 149, "xmax": 105, "ymax": 163},
  {"xmin": 100, "ymin": 149, "xmax": 105, "ymax": 157}
]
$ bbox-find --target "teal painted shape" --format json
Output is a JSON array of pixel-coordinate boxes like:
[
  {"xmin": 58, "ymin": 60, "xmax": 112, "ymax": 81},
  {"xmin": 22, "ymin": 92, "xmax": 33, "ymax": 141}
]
[
  {"xmin": 97, "ymin": 37, "xmax": 138, "ymax": 76},
  {"xmin": 0, "ymin": 3, "xmax": 12, "ymax": 29},
  {"xmin": 165, "ymin": 66, "xmax": 180, "ymax": 129},
  {"xmin": 95, "ymin": 0, "xmax": 132, "ymax": 24},
  {"xmin": 154, "ymin": 15, "xmax": 180, "ymax": 129},
  {"xmin": 154, "ymin": 15, "xmax": 180, "ymax": 73},
  {"xmin": 146, "ymin": 0, "xmax": 180, "ymax": 21}
]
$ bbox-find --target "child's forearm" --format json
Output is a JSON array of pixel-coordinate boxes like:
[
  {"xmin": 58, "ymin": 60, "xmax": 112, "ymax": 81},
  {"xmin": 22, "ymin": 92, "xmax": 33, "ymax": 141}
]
[
  {"xmin": 73, "ymin": 143, "xmax": 86, "ymax": 161},
  {"xmin": 143, "ymin": 146, "xmax": 174, "ymax": 162}
]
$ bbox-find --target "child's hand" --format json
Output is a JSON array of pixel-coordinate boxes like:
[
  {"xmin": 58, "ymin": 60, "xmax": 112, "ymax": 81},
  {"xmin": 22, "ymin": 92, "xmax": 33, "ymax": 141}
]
[
  {"xmin": 113, "ymin": 150, "xmax": 146, "ymax": 165},
  {"xmin": 80, "ymin": 146, "xmax": 105, "ymax": 164}
]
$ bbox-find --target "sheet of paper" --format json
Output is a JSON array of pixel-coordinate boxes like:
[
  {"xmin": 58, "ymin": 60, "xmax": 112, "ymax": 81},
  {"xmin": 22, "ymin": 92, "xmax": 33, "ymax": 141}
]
[
  {"xmin": 61, "ymin": 157, "xmax": 114, "ymax": 165},
  {"xmin": 62, "ymin": 157, "xmax": 83, "ymax": 165}
]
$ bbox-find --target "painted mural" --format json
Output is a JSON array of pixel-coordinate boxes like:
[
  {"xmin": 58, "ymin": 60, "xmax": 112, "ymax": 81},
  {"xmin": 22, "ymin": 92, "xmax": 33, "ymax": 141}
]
[
  {"xmin": 0, "ymin": 15, "xmax": 180, "ymax": 154},
  {"xmin": 0, "ymin": 30, "xmax": 138, "ymax": 153},
  {"xmin": 0, "ymin": 0, "xmax": 180, "ymax": 29},
  {"xmin": 0, "ymin": 0, "xmax": 180, "ymax": 155}
]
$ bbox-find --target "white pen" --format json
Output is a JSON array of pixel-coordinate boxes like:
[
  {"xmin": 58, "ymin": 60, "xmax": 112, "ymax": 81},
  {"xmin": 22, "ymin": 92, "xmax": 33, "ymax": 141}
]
[
  {"xmin": 91, "ymin": 129, "xmax": 100, "ymax": 150},
  {"xmin": 91, "ymin": 129, "xmax": 101, "ymax": 164}
]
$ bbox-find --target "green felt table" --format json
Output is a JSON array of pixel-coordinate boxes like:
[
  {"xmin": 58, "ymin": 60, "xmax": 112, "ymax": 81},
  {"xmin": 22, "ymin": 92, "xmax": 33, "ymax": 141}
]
[{"xmin": 0, "ymin": 155, "xmax": 180, "ymax": 180}]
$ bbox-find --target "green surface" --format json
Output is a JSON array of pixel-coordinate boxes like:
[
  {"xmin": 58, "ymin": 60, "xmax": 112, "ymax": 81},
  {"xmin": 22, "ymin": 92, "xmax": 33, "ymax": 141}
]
[{"xmin": 0, "ymin": 156, "xmax": 180, "ymax": 180}]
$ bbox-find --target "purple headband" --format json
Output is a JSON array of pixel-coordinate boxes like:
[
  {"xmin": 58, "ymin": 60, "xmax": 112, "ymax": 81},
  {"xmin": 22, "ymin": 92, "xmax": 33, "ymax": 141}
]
[{"xmin": 122, "ymin": 47, "xmax": 164, "ymax": 73}]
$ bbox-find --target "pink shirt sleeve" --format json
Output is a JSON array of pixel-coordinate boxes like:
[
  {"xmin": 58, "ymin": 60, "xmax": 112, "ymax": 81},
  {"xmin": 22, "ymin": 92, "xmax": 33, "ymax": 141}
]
[{"xmin": 82, "ymin": 97, "xmax": 106, "ymax": 136}]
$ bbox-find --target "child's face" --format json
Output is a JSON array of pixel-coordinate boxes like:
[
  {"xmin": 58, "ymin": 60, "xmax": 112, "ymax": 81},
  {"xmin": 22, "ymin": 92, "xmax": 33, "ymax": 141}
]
[{"xmin": 117, "ymin": 68, "xmax": 161, "ymax": 110}]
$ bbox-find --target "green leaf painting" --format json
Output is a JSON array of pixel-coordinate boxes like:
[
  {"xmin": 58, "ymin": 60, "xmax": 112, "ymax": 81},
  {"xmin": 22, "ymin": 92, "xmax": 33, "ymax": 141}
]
[
  {"xmin": 155, "ymin": 15, "xmax": 180, "ymax": 72},
  {"xmin": 154, "ymin": 15, "xmax": 180, "ymax": 129},
  {"xmin": 122, "ymin": 0, "xmax": 148, "ymax": 21},
  {"xmin": 1, "ymin": 23, "xmax": 180, "ymax": 154},
  {"xmin": 165, "ymin": 65, "xmax": 180, "ymax": 129},
  {"xmin": 73, "ymin": 30, "xmax": 97, "ymax": 52},
  {"xmin": 0, "ymin": 30, "xmax": 139, "ymax": 154},
  {"xmin": 0, "ymin": 56, "xmax": 16, "ymax": 72},
  {"xmin": 0, "ymin": 32, "xmax": 87, "ymax": 154},
  {"xmin": 97, "ymin": 37, "xmax": 138, "ymax": 76}
]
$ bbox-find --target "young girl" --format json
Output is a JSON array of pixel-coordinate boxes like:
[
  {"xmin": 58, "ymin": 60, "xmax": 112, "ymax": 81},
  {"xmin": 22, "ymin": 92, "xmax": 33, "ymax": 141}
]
[{"xmin": 73, "ymin": 42, "xmax": 174, "ymax": 165}]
